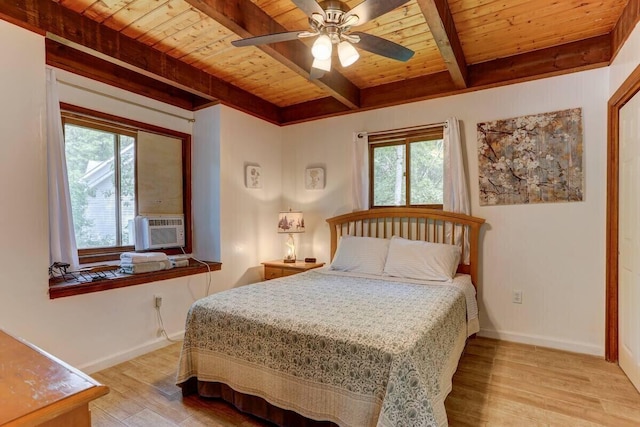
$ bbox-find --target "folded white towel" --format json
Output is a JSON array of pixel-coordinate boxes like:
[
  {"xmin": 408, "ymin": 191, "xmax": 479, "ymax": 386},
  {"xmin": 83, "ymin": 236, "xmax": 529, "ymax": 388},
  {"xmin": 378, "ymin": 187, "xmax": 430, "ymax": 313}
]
[
  {"xmin": 120, "ymin": 260, "xmax": 172, "ymax": 274},
  {"xmin": 120, "ymin": 252, "xmax": 168, "ymax": 264}
]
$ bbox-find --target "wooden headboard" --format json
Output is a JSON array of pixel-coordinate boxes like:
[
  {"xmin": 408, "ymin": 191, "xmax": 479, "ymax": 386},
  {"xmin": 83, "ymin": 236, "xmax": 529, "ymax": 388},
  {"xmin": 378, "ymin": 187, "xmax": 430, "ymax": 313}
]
[{"xmin": 326, "ymin": 208, "xmax": 485, "ymax": 288}]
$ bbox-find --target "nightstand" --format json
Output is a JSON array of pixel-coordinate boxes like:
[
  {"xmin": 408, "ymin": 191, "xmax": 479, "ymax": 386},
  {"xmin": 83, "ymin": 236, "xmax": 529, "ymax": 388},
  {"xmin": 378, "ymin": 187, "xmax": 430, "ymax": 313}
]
[{"xmin": 262, "ymin": 260, "xmax": 325, "ymax": 280}]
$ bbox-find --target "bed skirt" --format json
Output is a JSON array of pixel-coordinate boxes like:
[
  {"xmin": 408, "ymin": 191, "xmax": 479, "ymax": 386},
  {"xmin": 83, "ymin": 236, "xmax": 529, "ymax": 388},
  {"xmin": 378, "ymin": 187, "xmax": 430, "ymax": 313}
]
[{"xmin": 180, "ymin": 378, "xmax": 338, "ymax": 427}]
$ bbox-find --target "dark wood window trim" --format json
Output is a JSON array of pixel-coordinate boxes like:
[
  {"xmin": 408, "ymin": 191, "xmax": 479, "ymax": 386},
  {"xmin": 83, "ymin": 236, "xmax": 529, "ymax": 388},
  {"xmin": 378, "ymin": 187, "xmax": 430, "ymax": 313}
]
[
  {"xmin": 368, "ymin": 125, "xmax": 445, "ymax": 209},
  {"xmin": 49, "ymin": 260, "xmax": 221, "ymax": 299},
  {"xmin": 50, "ymin": 103, "xmax": 200, "ymax": 298},
  {"xmin": 60, "ymin": 103, "xmax": 193, "ymax": 263},
  {"xmin": 605, "ymin": 63, "xmax": 640, "ymax": 362}
]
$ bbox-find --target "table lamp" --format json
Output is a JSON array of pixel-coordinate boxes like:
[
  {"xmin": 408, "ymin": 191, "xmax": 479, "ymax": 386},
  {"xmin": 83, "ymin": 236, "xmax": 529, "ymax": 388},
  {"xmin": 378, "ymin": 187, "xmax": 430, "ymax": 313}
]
[{"xmin": 277, "ymin": 209, "xmax": 305, "ymax": 263}]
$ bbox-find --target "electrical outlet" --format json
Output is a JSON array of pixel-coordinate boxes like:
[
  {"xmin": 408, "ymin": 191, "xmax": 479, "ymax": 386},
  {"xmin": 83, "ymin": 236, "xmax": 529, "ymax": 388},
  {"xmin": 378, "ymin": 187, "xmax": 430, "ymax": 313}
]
[
  {"xmin": 512, "ymin": 290, "xmax": 523, "ymax": 304},
  {"xmin": 154, "ymin": 295, "xmax": 162, "ymax": 308},
  {"xmin": 156, "ymin": 328, "xmax": 163, "ymax": 337}
]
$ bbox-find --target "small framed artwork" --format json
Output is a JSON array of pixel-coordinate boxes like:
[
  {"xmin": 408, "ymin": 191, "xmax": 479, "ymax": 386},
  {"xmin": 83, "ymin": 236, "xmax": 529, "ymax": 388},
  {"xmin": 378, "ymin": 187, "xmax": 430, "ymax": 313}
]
[
  {"xmin": 305, "ymin": 167, "xmax": 325, "ymax": 190},
  {"xmin": 245, "ymin": 165, "xmax": 262, "ymax": 189}
]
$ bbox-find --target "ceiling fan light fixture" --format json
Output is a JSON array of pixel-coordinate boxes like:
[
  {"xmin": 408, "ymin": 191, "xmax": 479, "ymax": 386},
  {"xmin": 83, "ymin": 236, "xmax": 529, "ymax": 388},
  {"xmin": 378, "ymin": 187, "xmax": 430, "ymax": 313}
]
[
  {"xmin": 312, "ymin": 56, "xmax": 332, "ymax": 72},
  {"xmin": 338, "ymin": 41, "xmax": 359, "ymax": 67},
  {"xmin": 311, "ymin": 34, "xmax": 333, "ymax": 60}
]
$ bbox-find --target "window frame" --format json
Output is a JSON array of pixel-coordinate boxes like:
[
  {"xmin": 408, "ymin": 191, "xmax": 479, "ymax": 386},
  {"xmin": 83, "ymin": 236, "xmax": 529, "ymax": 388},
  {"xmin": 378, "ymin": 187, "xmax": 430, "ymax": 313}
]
[
  {"xmin": 368, "ymin": 125, "xmax": 445, "ymax": 209},
  {"xmin": 60, "ymin": 103, "xmax": 193, "ymax": 264}
]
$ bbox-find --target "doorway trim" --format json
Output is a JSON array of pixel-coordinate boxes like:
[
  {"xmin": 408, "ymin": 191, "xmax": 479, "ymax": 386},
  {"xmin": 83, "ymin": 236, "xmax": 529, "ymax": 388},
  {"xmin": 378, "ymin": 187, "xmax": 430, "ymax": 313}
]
[{"xmin": 606, "ymin": 63, "xmax": 640, "ymax": 362}]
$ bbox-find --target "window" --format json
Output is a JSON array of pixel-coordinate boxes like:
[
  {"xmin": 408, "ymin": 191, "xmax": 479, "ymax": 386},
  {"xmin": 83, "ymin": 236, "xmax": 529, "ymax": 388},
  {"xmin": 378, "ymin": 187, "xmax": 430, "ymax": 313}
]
[
  {"xmin": 61, "ymin": 104, "xmax": 192, "ymax": 263},
  {"xmin": 369, "ymin": 126, "xmax": 444, "ymax": 208},
  {"xmin": 63, "ymin": 118, "xmax": 136, "ymax": 249}
]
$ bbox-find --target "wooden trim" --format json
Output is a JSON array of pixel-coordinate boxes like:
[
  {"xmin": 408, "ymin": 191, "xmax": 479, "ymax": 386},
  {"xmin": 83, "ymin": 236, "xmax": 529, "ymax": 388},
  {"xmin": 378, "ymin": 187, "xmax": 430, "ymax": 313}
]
[
  {"xmin": 610, "ymin": 0, "xmax": 640, "ymax": 63},
  {"xmin": 1, "ymin": 0, "xmax": 617, "ymax": 126},
  {"xmin": 49, "ymin": 260, "xmax": 221, "ymax": 299},
  {"xmin": 468, "ymin": 35, "xmax": 611, "ymax": 88},
  {"xmin": 60, "ymin": 103, "xmax": 191, "ymax": 140},
  {"xmin": 1, "ymin": 0, "xmax": 281, "ymax": 124},
  {"xmin": 77, "ymin": 246, "xmax": 190, "ymax": 264},
  {"xmin": 368, "ymin": 129, "xmax": 445, "ymax": 208},
  {"xmin": 46, "ymin": 39, "xmax": 212, "ymax": 111},
  {"xmin": 606, "ymin": 62, "xmax": 640, "ymax": 362},
  {"xmin": 58, "ymin": 103, "xmax": 193, "ymax": 260},
  {"xmin": 183, "ymin": 0, "xmax": 360, "ymax": 110},
  {"xmin": 281, "ymin": 36, "xmax": 610, "ymax": 125},
  {"xmin": 326, "ymin": 207, "xmax": 485, "ymax": 287},
  {"xmin": 416, "ymin": 0, "xmax": 468, "ymax": 88},
  {"xmin": 62, "ymin": 116, "xmax": 138, "ymax": 138}
]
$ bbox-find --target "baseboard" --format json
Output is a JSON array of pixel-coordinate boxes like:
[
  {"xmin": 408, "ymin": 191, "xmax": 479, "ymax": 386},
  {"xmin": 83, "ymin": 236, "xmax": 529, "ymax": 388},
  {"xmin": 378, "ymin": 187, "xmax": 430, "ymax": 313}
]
[
  {"xmin": 478, "ymin": 328, "xmax": 603, "ymax": 357},
  {"xmin": 78, "ymin": 330, "xmax": 185, "ymax": 374}
]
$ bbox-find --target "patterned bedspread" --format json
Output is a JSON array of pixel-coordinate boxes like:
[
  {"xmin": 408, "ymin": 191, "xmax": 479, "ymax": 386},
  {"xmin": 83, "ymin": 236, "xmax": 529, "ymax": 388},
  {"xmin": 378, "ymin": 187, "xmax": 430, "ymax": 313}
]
[{"xmin": 176, "ymin": 270, "xmax": 476, "ymax": 427}]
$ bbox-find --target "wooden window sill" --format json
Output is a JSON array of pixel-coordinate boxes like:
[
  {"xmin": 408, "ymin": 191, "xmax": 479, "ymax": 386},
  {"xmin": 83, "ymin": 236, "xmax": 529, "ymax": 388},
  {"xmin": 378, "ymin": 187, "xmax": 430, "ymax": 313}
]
[{"xmin": 49, "ymin": 260, "xmax": 221, "ymax": 299}]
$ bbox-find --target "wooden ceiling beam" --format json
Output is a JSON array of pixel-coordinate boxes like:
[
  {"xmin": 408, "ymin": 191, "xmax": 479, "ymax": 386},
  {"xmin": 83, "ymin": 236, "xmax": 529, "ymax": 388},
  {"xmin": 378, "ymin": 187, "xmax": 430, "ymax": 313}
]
[
  {"xmin": 46, "ymin": 39, "xmax": 214, "ymax": 112},
  {"xmin": 281, "ymin": 35, "xmax": 610, "ymax": 124},
  {"xmin": 280, "ymin": 98, "xmax": 352, "ymax": 125},
  {"xmin": 0, "ymin": 0, "xmax": 614, "ymax": 126},
  {"xmin": 468, "ymin": 35, "xmax": 611, "ymax": 88},
  {"xmin": 611, "ymin": 0, "xmax": 640, "ymax": 62},
  {"xmin": 416, "ymin": 0, "xmax": 468, "ymax": 88},
  {"xmin": 185, "ymin": 0, "xmax": 361, "ymax": 110},
  {"xmin": 0, "ymin": 0, "xmax": 281, "ymax": 124}
]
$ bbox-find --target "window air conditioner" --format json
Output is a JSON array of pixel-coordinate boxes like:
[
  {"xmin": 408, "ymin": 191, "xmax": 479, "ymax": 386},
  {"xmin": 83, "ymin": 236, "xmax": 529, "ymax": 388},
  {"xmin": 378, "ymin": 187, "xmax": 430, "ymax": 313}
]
[{"xmin": 134, "ymin": 215, "xmax": 185, "ymax": 250}]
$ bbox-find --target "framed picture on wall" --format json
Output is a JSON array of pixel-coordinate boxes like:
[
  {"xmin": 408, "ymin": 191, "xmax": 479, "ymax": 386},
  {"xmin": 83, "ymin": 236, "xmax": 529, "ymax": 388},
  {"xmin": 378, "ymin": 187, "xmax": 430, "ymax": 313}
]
[
  {"xmin": 305, "ymin": 167, "xmax": 325, "ymax": 190},
  {"xmin": 246, "ymin": 165, "xmax": 262, "ymax": 189}
]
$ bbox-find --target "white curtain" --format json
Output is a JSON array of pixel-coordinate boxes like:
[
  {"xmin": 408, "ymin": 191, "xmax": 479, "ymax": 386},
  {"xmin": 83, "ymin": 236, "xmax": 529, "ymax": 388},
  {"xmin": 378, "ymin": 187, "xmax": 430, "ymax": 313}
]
[
  {"xmin": 351, "ymin": 131, "xmax": 369, "ymax": 211},
  {"xmin": 47, "ymin": 68, "xmax": 79, "ymax": 270},
  {"xmin": 443, "ymin": 117, "xmax": 471, "ymax": 263}
]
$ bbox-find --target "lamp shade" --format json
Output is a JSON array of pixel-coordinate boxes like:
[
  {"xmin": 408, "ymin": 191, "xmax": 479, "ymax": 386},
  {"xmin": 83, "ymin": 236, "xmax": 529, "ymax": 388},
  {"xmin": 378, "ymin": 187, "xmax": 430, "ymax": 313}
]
[
  {"xmin": 311, "ymin": 35, "xmax": 332, "ymax": 60},
  {"xmin": 338, "ymin": 41, "xmax": 359, "ymax": 67},
  {"xmin": 278, "ymin": 211, "xmax": 305, "ymax": 234},
  {"xmin": 312, "ymin": 56, "xmax": 332, "ymax": 72}
]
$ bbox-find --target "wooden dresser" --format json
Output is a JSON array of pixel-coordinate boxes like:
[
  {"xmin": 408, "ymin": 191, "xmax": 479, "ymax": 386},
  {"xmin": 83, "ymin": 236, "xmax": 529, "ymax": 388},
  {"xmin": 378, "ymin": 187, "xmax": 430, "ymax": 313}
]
[
  {"xmin": 0, "ymin": 330, "xmax": 109, "ymax": 426},
  {"xmin": 262, "ymin": 260, "xmax": 325, "ymax": 280}
]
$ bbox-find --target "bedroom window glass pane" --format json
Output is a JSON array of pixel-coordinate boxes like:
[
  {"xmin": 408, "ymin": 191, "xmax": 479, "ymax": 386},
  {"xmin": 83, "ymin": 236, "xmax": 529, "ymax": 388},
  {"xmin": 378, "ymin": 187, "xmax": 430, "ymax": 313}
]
[
  {"xmin": 63, "ymin": 122, "xmax": 136, "ymax": 249},
  {"xmin": 372, "ymin": 144, "xmax": 406, "ymax": 206},
  {"xmin": 409, "ymin": 139, "xmax": 443, "ymax": 205},
  {"xmin": 120, "ymin": 136, "xmax": 136, "ymax": 246},
  {"xmin": 369, "ymin": 124, "xmax": 444, "ymax": 208}
]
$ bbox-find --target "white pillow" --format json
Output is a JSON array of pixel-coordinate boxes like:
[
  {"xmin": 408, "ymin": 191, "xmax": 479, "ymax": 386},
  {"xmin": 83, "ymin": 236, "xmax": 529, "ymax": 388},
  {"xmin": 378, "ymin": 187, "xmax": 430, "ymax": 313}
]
[
  {"xmin": 329, "ymin": 236, "xmax": 390, "ymax": 275},
  {"xmin": 383, "ymin": 236, "xmax": 461, "ymax": 281}
]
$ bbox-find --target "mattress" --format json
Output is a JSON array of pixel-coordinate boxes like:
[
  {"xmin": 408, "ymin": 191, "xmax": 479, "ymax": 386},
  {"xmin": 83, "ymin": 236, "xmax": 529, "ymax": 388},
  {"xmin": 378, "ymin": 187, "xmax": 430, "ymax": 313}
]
[{"xmin": 177, "ymin": 269, "xmax": 478, "ymax": 426}]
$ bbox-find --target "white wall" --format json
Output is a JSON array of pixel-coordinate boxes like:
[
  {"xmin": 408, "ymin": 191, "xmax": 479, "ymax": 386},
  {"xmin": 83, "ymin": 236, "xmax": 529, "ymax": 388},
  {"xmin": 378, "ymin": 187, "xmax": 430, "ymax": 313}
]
[
  {"xmin": 610, "ymin": 22, "xmax": 640, "ymax": 95},
  {"xmin": 0, "ymin": 20, "xmax": 283, "ymax": 373},
  {"xmin": 284, "ymin": 69, "xmax": 609, "ymax": 356},
  {"xmin": 192, "ymin": 104, "xmax": 285, "ymax": 289},
  {"xmin": 4, "ymin": 15, "xmax": 640, "ymax": 371},
  {"xmin": 215, "ymin": 106, "xmax": 284, "ymax": 288}
]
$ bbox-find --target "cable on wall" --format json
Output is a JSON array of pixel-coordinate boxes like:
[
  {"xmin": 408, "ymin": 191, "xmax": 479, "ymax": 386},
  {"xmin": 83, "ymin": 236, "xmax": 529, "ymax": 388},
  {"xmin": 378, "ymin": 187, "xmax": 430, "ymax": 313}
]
[
  {"xmin": 155, "ymin": 304, "xmax": 181, "ymax": 343},
  {"xmin": 181, "ymin": 246, "xmax": 212, "ymax": 297}
]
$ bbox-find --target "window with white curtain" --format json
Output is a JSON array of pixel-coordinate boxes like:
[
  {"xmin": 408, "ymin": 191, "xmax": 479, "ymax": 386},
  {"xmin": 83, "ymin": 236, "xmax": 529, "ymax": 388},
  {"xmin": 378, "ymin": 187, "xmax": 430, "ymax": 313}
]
[{"xmin": 368, "ymin": 126, "xmax": 444, "ymax": 208}]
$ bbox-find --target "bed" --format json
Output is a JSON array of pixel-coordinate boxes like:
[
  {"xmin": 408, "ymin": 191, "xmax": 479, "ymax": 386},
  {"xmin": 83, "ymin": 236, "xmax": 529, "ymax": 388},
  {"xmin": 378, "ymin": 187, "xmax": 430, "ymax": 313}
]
[{"xmin": 177, "ymin": 208, "xmax": 485, "ymax": 427}]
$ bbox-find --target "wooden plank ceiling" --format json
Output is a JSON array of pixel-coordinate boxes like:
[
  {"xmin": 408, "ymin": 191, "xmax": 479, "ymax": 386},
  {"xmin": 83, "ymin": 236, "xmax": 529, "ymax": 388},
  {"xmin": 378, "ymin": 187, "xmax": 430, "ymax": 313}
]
[{"xmin": 1, "ymin": 0, "xmax": 636, "ymax": 125}]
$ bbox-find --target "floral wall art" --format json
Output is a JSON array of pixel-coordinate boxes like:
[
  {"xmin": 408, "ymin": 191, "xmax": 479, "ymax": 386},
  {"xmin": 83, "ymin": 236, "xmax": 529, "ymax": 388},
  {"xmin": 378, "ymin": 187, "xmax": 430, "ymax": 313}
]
[
  {"xmin": 245, "ymin": 165, "xmax": 262, "ymax": 189},
  {"xmin": 477, "ymin": 108, "xmax": 584, "ymax": 206}
]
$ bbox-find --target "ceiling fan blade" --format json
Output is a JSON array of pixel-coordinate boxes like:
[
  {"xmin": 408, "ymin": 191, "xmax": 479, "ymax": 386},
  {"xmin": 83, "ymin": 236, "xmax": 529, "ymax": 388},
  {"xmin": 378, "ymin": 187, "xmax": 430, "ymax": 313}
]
[
  {"xmin": 351, "ymin": 32, "xmax": 414, "ymax": 62},
  {"xmin": 346, "ymin": 0, "xmax": 411, "ymax": 26},
  {"xmin": 291, "ymin": 0, "xmax": 325, "ymax": 18},
  {"xmin": 232, "ymin": 31, "xmax": 306, "ymax": 47}
]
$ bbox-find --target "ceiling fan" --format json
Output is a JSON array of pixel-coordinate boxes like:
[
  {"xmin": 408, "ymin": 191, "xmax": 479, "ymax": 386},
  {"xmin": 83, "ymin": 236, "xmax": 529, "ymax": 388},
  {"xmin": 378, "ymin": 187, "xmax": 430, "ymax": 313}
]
[{"xmin": 231, "ymin": 0, "xmax": 415, "ymax": 79}]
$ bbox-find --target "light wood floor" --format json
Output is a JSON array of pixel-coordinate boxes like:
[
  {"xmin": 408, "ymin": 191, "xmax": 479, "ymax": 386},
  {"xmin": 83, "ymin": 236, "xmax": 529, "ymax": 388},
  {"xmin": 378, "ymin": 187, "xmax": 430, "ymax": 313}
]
[{"xmin": 89, "ymin": 337, "xmax": 640, "ymax": 426}]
